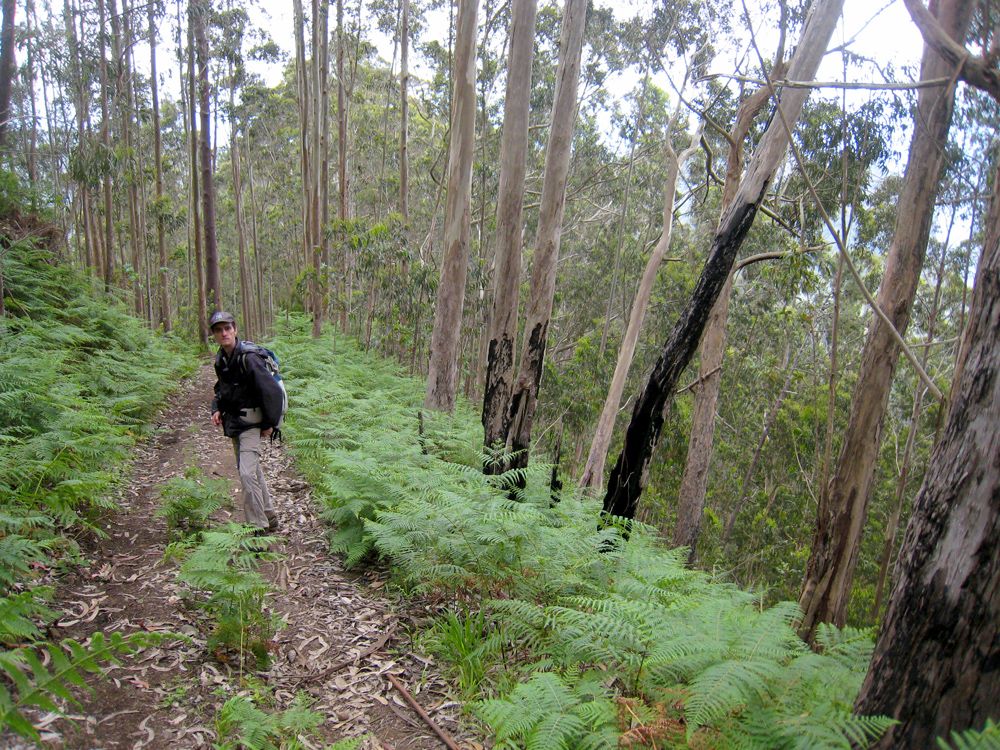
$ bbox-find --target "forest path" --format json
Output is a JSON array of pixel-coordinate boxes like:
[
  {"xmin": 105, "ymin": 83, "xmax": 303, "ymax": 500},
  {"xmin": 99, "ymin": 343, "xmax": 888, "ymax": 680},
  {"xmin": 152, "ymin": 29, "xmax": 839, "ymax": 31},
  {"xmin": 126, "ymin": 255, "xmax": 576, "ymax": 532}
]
[{"xmin": 27, "ymin": 364, "xmax": 476, "ymax": 750}]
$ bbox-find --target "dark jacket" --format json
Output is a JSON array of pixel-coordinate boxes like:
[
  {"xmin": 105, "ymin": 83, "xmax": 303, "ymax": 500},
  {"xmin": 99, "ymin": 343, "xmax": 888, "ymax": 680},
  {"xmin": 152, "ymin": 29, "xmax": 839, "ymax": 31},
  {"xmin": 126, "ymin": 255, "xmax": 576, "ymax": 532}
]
[{"xmin": 211, "ymin": 339, "xmax": 285, "ymax": 437}]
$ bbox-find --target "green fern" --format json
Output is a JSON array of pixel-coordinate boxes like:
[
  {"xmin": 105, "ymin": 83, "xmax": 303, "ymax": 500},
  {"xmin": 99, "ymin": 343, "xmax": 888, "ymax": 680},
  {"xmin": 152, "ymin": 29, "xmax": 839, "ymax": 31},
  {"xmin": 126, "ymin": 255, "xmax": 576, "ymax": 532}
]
[
  {"xmin": 473, "ymin": 670, "xmax": 617, "ymax": 750},
  {"xmin": 273, "ymin": 319, "xmax": 896, "ymax": 749},
  {"xmin": 156, "ymin": 467, "xmax": 231, "ymax": 539},
  {"xmin": 0, "ymin": 234, "xmax": 195, "ymax": 595},
  {"xmin": 214, "ymin": 693, "xmax": 325, "ymax": 750},
  {"xmin": 176, "ymin": 524, "xmax": 283, "ymax": 666},
  {"xmin": 938, "ymin": 720, "xmax": 1000, "ymax": 750},
  {"xmin": 0, "ymin": 588, "xmax": 56, "ymax": 645},
  {"xmin": 0, "ymin": 631, "xmax": 175, "ymax": 741}
]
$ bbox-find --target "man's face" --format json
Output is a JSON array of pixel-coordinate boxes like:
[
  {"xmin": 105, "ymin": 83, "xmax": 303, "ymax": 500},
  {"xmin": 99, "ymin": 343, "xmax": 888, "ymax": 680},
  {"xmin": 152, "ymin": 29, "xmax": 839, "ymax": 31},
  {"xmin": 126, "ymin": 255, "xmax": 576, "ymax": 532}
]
[{"xmin": 212, "ymin": 322, "xmax": 237, "ymax": 351}]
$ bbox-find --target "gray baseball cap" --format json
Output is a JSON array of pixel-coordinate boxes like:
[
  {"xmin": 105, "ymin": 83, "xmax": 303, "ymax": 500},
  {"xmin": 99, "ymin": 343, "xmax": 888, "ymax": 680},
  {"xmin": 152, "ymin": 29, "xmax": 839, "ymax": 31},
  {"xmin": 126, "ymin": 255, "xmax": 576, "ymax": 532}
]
[{"xmin": 208, "ymin": 310, "xmax": 236, "ymax": 329}]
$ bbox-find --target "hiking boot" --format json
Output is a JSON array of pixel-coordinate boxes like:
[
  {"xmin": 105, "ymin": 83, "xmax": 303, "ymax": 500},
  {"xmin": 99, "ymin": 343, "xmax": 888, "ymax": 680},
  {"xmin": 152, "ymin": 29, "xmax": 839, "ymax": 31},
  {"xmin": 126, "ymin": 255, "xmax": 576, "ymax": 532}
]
[{"xmin": 266, "ymin": 512, "xmax": 280, "ymax": 532}]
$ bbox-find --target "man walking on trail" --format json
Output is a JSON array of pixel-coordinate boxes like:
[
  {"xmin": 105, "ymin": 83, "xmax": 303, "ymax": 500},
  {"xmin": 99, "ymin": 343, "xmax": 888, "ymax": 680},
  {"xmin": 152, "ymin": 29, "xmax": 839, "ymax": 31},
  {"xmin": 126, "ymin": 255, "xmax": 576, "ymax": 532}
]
[{"xmin": 209, "ymin": 311, "xmax": 282, "ymax": 534}]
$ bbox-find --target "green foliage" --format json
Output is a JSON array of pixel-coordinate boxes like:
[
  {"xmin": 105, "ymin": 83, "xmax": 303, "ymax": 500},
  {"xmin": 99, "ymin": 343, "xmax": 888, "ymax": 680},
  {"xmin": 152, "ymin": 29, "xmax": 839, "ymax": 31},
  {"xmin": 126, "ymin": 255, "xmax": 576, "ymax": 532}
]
[
  {"xmin": 279, "ymin": 321, "xmax": 895, "ymax": 748},
  {"xmin": 0, "ymin": 631, "xmax": 176, "ymax": 741},
  {"xmin": 425, "ymin": 609, "xmax": 504, "ymax": 699},
  {"xmin": 0, "ymin": 238, "xmax": 195, "ymax": 583},
  {"xmin": 156, "ymin": 466, "xmax": 231, "ymax": 539},
  {"xmin": 175, "ymin": 524, "xmax": 282, "ymax": 667},
  {"xmin": 0, "ymin": 588, "xmax": 56, "ymax": 645},
  {"xmin": 938, "ymin": 720, "xmax": 1000, "ymax": 750},
  {"xmin": 214, "ymin": 693, "xmax": 336, "ymax": 750},
  {"xmin": 473, "ymin": 670, "xmax": 618, "ymax": 750}
]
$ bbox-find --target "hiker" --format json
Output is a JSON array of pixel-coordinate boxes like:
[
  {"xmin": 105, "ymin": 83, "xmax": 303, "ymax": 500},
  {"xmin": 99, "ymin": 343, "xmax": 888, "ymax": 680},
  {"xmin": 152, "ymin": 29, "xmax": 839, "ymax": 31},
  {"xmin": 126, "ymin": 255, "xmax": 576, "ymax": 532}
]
[{"xmin": 208, "ymin": 311, "xmax": 282, "ymax": 533}]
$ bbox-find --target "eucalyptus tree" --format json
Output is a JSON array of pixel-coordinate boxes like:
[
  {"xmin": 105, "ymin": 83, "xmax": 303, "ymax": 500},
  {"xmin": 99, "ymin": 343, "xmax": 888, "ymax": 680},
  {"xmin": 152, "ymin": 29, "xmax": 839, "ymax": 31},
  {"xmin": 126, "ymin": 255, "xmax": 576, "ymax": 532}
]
[
  {"xmin": 399, "ymin": 0, "xmax": 409, "ymax": 218},
  {"xmin": 798, "ymin": 0, "xmax": 977, "ymax": 638},
  {"xmin": 424, "ymin": 0, "xmax": 479, "ymax": 411},
  {"xmin": 481, "ymin": 0, "xmax": 537, "ymax": 465},
  {"xmin": 503, "ymin": 0, "xmax": 587, "ymax": 472},
  {"xmin": 97, "ymin": 0, "xmax": 114, "ymax": 289},
  {"xmin": 185, "ymin": 4, "xmax": 208, "ymax": 338},
  {"xmin": 149, "ymin": 0, "xmax": 171, "ymax": 331},
  {"xmin": 192, "ymin": 0, "xmax": 221, "ymax": 310},
  {"xmin": 854, "ymin": 153, "xmax": 1000, "ymax": 747},
  {"xmin": 601, "ymin": 0, "xmax": 846, "ymax": 525},
  {"xmin": 0, "ymin": 0, "xmax": 15, "ymax": 151}
]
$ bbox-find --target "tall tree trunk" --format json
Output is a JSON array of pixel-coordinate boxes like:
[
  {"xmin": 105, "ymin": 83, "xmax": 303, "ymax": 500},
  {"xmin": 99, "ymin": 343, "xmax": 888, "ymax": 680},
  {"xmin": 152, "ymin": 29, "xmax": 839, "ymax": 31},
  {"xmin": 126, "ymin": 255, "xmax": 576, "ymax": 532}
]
[
  {"xmin": 870, "ymin": 208, "xmax": 953, "ymax": 619},
  {"xmin": 97, "ymin": 0, "xmax": 115, "ymax": 290},
  {"xmin": 319, "ymin": 0, "xmax": 330, "ymax": 269},
  {"xmin": 336, "ymin": 0, "xmax": 348, "ymax": 330},
  {"xmin": 504, "ymin": 0, "xmax": 588, "ymax": 469},
  {"xmin": 24, "ymin": 0, "xmax": 38, "ymax": 184},
  {"xmin": 601, "ymin": 0, "xmax": 844, "ymax": 523},
  {"xmin": 797, "ymin": 0, "xmax": 973, "ymax": 639},
  {"xmin": 670, "ymin": 76, "xmax": 780, "ymax": 557},
  {"xmin": 423, "ymin": 0, "xmax": 479, "ymax": 412},
  {"xmin": 0, "ymin": 0, "xmax": 15, "ymax": 151},
  {"xmin": 111, "ymin": 0, "xmax": 144, "ymax": 318},
  {"xmin": 228, "ymin": 73, "xmax": 253, "ymax": 340},
  {"xmin": 853, "ymin": 156, "xmax": 1000, "ymax": 747},
  {"xmin": 193, "ymin": 0, "xmax": 221, "ymax": 310},
  {"xmin": 481, "ymin": 0, "xmax": 537, "ymax": 464},
  {"xmin": 399, "ymin": 0, "xmax": 409, "ymax": 219},
  {"xmin": 186, "ymin": 7, "xmax": 207, "ymax": 340},
  {"xmin": 292, "ymin": 0, "xmax": 311, "ymax": 283},
  {"xmin": 149, "ymin": 0, "xmax": 171, "ymax": 331},
  {"xmin": 245, "ymin": 132, "xmax": 265, "ymax": 335},
  {"xmin": 65, "ymin": 0, "xmax": 94, "ymax": 274},
  {"xmin": 579, "ymin": 124, "xmax": 699, "ymax": 489}
]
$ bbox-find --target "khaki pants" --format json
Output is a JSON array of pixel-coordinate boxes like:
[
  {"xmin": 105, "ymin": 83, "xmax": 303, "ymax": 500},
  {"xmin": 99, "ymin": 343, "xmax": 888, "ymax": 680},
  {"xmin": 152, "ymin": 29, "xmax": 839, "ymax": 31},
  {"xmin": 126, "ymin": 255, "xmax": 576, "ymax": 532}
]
[{"xmin": 232, "ymin": 428, "xmax": 275, "ymax": 529}]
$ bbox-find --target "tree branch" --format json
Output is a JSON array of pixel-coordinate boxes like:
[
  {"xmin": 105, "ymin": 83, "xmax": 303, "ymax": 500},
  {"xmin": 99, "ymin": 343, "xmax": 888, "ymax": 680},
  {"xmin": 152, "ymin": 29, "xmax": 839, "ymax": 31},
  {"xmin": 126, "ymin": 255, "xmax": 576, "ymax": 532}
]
[
  {"xmin": 745, "ymin": 22, "xmax": 945, "ymax": 403},
  {"xmin": 696, "ymin": 72, "xmax": 953, "ymax": 91},
  {"xmin": 902, "ymin": 0, "xmax": 1000, "ymax": 101}
]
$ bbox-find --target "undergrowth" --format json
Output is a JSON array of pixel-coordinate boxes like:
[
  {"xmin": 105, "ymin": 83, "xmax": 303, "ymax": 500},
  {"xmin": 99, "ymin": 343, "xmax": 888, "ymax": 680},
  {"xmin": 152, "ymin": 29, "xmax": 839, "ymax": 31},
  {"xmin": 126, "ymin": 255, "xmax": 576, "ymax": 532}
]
[
  {"xmin": 0, "ymin": 189, "xmax": 197, "ymax": 740},
  {"xmin": 214, "ymin": 692, "xmax": 366, "ymax": 750},
  {"xmin": 157, "ymin": 466, "xmax": 232, "ymax": 539},
  {"xmin": 272, "ymin": 318, "xmax": 896, "ymax": 749},
  {"xmin": 173, "ymin": 523, "xmax": 283, "ymax": 669}
]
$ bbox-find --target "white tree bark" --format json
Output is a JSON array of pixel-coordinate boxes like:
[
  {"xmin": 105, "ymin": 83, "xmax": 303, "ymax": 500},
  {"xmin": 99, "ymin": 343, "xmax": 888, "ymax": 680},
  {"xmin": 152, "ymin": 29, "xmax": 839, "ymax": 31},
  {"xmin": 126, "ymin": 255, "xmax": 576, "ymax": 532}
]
[{"xmin": 424, "ymin": 0, "xmax": 480, "ymax": 411}]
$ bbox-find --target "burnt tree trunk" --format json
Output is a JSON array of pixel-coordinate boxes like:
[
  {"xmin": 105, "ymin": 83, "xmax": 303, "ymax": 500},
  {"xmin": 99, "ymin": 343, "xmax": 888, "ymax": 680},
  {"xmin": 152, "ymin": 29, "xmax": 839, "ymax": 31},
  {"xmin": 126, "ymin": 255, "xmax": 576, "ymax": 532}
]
[
  {"xmin": 853, "ymin": 156, "xmax": 1000, "ymax": 748},
  {"xmin": 601, "ymin": 0, "xmax": 844, "ymax": 522},
  {"xmin": 481, "ymin": 0, "xmax": 537, "ymax": 468},
  {"xmin": 505, "ymin": 0, "xmax": 587, "ymax": 473}
]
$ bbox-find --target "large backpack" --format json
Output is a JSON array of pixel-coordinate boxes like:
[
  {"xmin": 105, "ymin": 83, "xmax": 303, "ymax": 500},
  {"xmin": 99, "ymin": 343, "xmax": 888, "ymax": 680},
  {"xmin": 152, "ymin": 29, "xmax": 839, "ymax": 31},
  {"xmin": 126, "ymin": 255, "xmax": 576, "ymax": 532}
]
[{"xmin": 238, "ymin": 341, "xmax": 288, "ymax": 431}]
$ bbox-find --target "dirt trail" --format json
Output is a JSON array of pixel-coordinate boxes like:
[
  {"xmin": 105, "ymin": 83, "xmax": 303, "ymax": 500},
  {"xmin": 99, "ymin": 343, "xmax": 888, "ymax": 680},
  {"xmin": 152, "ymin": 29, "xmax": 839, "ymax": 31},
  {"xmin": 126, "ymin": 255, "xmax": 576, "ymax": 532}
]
[{"xmin": 17, "ymin": 364, "xmax": 477, "ymax": 750}]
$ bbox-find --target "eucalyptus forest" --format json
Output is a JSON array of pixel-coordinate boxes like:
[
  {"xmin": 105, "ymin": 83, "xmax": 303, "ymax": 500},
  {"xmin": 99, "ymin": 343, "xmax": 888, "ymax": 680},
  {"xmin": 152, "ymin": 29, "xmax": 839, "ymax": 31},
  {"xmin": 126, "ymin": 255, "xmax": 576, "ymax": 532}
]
[{"xmin": 0, "ymin": 0, "xmax": 997, "ymax": 745}]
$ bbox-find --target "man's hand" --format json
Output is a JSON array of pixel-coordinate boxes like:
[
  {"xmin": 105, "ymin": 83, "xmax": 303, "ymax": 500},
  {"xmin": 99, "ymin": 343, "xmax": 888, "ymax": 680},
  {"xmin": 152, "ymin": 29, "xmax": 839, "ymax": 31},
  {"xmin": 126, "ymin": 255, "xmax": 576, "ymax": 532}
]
[
  {"xmin": 211, "ymin": 410, "xmax": 222, "ymax": 427},
  {"xmin": 261, "ymin": 427, "xmax": 273, "ymax": 439}
]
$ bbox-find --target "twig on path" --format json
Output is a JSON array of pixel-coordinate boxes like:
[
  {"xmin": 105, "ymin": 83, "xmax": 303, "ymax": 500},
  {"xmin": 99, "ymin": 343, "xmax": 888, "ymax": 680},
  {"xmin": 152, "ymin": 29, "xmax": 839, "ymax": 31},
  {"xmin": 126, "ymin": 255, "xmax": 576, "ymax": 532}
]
[
  {"xmin": 386, "ymin": 673, "xmax": 462, "ymax": 750},
  {"xmin": 296, "ymin": 620, "xmax": 398, "ymax": 686}
]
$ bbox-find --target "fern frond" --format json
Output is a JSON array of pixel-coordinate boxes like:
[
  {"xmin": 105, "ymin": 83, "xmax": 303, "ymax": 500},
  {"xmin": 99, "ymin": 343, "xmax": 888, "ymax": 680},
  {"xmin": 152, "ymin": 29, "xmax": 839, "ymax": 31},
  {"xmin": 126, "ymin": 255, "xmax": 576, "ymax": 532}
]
[{"xmin": 0, "ymin": 631, "xmax": 174, "ymax": 740}]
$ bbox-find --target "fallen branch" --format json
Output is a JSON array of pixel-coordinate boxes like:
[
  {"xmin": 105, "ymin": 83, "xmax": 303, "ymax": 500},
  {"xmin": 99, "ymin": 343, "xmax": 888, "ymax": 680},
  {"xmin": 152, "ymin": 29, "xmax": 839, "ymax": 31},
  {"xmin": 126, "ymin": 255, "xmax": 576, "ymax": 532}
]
[
  {"xmin": 386, "ymin": 673, "xmax": 462, "ymax": 750},
  {"xmin": 296, "ymin": 620, "xmax": 397, "ymax": 686}
]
